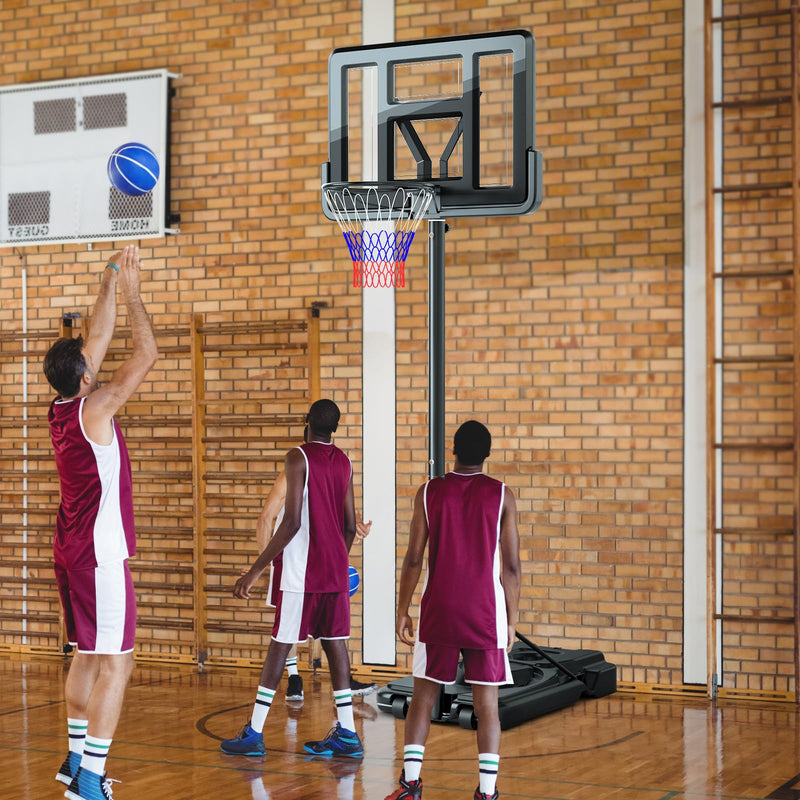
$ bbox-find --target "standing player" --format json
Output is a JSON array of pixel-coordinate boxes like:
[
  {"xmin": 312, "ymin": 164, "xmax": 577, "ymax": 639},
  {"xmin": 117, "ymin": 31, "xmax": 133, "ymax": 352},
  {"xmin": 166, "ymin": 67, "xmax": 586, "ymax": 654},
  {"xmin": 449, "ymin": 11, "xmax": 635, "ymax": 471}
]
[
  {"xmin": 255, "ymin": 435, "xmax": 375, "ymax": 702},
  {"xmin": 222, "ymin": 399, "xmax": 364, "ymax": 758},
  {"xmin": 386, "ymin": 421, "xmax": 521, "ymax": 800},
  {"xmin": 43, "ymin": 245, "xmax": 158, "ymax": 800}
]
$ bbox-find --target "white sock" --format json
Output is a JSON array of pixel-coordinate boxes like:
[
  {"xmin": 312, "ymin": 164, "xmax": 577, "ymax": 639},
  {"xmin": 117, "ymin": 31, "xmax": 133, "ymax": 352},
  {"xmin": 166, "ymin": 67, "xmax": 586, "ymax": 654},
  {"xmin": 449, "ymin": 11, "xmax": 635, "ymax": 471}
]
[
  {"xmin": 333, "ymin": 688, "xmax": 355, "ymax": 732},
  {"xmin": 478, "ymin": 752, "xmax": 499, "ymax": 795},
  {"xmin": 81, "ymin": 735, "xmax": 112, "ymax": 775},
  {"xmin": 285, "ymin": 656, "xmax": 299, "ymax": 677},
  {"xmin": 67, "ymin": 718, "xmax": 87, "ymax": 755},
  {"xmin": 403, "ymin": 743, "xmax": 425, "ymax": 782},
  {"xmin": 251, "ymin": 685, "xmax": 275, "ymax": 733}
]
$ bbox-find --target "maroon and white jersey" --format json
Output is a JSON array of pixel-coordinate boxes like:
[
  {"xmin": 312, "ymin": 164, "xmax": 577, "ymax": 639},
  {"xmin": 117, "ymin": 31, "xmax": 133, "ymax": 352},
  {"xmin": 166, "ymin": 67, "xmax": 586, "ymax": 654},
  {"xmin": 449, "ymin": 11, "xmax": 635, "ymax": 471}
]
[
  {"xmin": 419, "ymin": 471, "xmax": 508, "ymax": 649},
  {"xmin": 49, "ymin": 396, "xmax": 135, "ymax": 570},
  {"xmin": 279, "ymin": 441, "xmax": 351, "ymax": 594}
]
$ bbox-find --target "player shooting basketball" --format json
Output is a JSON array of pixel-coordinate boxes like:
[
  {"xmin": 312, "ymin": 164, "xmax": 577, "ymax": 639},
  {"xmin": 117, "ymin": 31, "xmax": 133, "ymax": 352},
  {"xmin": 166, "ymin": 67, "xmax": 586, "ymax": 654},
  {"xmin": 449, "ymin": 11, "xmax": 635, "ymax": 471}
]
[{"xmin": 42, "ymin": 245, "xmax": 158, "ymax": 800}]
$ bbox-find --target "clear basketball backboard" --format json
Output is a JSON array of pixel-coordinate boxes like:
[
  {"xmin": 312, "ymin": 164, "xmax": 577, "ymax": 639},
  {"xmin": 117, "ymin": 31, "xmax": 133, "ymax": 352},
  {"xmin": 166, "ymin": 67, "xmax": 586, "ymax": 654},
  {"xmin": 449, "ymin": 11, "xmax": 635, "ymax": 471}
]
[{"xmin": 322, "ymin": 30, "xmax": 542, "ymax": 220}]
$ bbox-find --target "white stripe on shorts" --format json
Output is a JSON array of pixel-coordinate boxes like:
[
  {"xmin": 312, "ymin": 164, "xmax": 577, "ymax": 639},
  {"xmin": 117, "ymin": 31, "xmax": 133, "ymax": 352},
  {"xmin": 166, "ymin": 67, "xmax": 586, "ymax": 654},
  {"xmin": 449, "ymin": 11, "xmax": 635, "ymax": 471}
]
[
  {"xmin": 93, "ymin": 560, "xmax": 128, "ymax": 654},
  {"xmin": 412, "ymin": 641, "xmax": 452, "ymax": 685},
  {"xmin": 273, "ymin": 591, "xmax": 305, "ymax": 643}
]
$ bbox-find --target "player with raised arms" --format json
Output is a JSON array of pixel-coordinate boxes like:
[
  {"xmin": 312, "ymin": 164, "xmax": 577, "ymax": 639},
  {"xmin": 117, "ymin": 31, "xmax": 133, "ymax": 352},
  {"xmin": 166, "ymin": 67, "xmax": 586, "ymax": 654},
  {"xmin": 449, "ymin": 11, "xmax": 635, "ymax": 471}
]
[{"xmin": 43, "ymin": 245, "xmax": 158, "ymax": 800}]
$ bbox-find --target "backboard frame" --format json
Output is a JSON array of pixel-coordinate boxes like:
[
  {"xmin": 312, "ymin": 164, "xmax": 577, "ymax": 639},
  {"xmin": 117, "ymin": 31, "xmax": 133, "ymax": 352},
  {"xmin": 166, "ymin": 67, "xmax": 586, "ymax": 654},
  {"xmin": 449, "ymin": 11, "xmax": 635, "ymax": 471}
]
[{"xmin": 322, "ymin": 30, "xmax": 543, "ymax": 220}]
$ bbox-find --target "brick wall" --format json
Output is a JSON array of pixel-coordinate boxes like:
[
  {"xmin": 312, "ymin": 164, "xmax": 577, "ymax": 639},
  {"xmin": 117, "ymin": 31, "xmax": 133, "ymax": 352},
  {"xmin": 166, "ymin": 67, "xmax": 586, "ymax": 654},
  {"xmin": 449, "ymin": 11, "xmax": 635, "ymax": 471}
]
[
  {"xmin": 0, "ymin": 0, "xmax": 793, "ymax": 691},
  {"xmin": 396, "ymin": 0, "xmax": 686, "ymax": 685}
]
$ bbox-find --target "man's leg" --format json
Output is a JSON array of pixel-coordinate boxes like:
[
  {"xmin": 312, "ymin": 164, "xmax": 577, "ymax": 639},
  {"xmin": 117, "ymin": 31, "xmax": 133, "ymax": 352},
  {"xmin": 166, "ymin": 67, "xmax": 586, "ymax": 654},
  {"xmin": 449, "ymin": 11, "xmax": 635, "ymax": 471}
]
[
  {"xmin": 57, "ymin": 651, "xmax": 99, "ymax": 784},
  {"xmin": 220, "ymin": 638, "xmax": 293, "ymax": 755},
  {"xmin": 384, "ymin": 677, "xmax": 440, "ymax": 800},
  {"xmin": 76, "ymin": 653, "xmax": 134, "ymax": 778},
  {"xmin": 285, "ymin": 643, "xmax": 304, "ymax": 701},
  {"xmin": 84, "ymin": 653, "xmax": 134, "ymax": 738},
  {"xmin": 302, "ymin": 638, "xmax": 364, "ymax": 757},
  {"xmin": 471, "ymin": 684, "xmax": 501, "ymax": 799},
  {"xmin": 62, "ymin": 651, "xmax": 134, "ymax": 799},
  {"xmin": 322, "ymin": 638, "xmax": 356, "ymax": 731}
]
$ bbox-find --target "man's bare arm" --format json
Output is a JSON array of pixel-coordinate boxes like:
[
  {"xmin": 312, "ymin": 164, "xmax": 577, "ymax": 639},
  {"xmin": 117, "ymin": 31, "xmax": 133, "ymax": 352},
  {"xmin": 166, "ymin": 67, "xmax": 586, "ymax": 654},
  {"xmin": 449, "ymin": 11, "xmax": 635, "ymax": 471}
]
[
  {"xmin": 256, "ymin": 471, "xmax": 287, "ymax": 553},
  {"xmin": 499, "ymin": 487, "xmax": 521, "ymax": 651},
  {"xmin": 342, "ymin": 473, "xmax": 356, "ymax": 553},
  {"xmin": 83, "ymin": 247, "xmax": 158, "ymax": 443},
  {"xmin": 396, "ymin": 484, "xmax": 428, "ymax": 647},
  {"xmin": 81, "ymin": 249, "xmax": 123, "ymax": 372},
  {"xmin": 234, "ymin": 448, "xmax": 305, "ymax": 599}
]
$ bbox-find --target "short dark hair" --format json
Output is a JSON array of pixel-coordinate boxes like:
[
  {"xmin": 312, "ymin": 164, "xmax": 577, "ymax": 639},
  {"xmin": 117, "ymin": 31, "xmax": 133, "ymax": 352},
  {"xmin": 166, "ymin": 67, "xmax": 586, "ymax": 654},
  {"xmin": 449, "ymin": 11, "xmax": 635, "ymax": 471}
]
[
  {"xmin": 453, "ymin": 420, "xmax": 491, "ymax": 466},
  {"xmin": 43, "ymin": 336, "xmax": 87, "ymax": 398},
  {"xmin": 307, "ymin": 399, "xmax": 340, "ymax": 436}
]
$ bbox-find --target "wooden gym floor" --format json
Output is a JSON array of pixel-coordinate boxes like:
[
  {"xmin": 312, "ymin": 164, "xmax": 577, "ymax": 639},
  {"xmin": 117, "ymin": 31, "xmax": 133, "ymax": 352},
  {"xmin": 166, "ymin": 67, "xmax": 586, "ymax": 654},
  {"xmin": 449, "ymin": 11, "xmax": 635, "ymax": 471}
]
[{"xmin": 3, "ymin": 657, "xmax": 799, "ymax": 800}]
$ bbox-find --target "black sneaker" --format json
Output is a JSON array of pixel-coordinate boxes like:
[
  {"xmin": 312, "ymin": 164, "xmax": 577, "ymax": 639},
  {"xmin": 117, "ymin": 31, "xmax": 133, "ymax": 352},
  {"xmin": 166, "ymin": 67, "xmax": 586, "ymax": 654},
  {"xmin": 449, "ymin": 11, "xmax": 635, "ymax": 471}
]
[
  {"xmin": 303, "ymin": 722, "xmax": 364, "ymax": 758},
  {"xmin": 56, "ymin": 751, "xmax": 80, "ymax": 785},
  {"xmin": 286, "ymin": 674, "xmax": 304, "ymax": 701},
  {"xmin": 350, "ymin": 676, "xmax": 377, "ymax": 697},
  {"xmin": 474, "ymin": 788, "xmax": 499, "ymax": 800},
  {"xmin": 64, "ymin": 767, "xmax": 118, "ymax": 800}
]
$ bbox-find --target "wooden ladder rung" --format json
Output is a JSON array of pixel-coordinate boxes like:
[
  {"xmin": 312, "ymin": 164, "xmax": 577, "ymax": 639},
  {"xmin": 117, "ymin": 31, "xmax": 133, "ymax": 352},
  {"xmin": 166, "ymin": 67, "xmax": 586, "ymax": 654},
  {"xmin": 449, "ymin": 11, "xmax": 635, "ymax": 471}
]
[
  {"xmin": 713, "ymin": 181, "xmax": 792, "ymax": 194},
  {"xmin": 714, "ymin": 614, "xmax": 795, "ymax": 624},
  {"xmin": 713, "ymin": 440, "xmax": 793, "ymax": 451},
  {"xmin": 714, "ymin": 528, "xmax": 794, "ymax": 536},
  {"xmin": 714, "ymin": 355, "xmax": 793, "ymax": 364},
  {"xmin": 712, "ymin": 9, "xmax": 791, "ymax": 23},
  {"xmin": 712, "ymin": 269, "xmax": 794, "ymax": 279},
  {"xmin": 713, "ymin": 95, "xmax": 792, "ymax": 109}
]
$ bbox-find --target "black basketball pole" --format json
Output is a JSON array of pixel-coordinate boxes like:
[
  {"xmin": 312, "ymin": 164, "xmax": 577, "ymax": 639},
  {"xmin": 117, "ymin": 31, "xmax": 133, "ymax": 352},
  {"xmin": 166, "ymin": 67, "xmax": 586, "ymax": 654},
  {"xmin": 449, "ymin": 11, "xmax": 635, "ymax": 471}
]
[{"xmin": 428, "ymin": 219, "xmax": 446, "ymax": 479}]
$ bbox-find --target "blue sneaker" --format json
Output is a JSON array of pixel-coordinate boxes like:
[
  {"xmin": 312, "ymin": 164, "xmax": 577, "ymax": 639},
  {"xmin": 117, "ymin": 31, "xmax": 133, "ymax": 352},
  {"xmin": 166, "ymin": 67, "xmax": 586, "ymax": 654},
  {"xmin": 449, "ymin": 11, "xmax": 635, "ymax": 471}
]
[
  {"xmin": 303, "ymin": 722, "xmax": 364, "ymax": 758},
  {"xmin": 220, "ymin": 722, "xmax": 267, "ymax": 756},
  {"xmin": 56, "ymin": 751, "xmax": 81, "ymax": 785},
  {"xmin": 64, "ymin": 767, "xmax": 117, "ymax": 800}
]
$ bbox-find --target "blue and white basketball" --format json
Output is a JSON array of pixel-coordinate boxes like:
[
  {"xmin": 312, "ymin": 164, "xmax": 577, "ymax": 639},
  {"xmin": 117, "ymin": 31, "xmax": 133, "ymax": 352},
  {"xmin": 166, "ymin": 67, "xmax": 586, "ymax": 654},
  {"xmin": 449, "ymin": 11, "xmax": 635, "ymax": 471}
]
[
  {"xmin": 107, "ymin": 142, "xmax": 159, "ymax": 196},
  {"xmin": 348, "ymin": 565, "xmax": 360, "ymax": 596}
]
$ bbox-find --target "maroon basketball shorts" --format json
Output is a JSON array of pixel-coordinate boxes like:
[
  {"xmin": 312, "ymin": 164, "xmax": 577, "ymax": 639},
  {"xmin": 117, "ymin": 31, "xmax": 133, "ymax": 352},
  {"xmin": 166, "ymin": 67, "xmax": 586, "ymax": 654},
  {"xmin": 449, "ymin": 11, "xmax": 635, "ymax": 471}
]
[
  {"xmin": 413, "ymin": 641, "xmax": 512, "ymax": 685},
  {"xmin": 55, "ymin": 559, "xmax": 136, "ymax": 654},
  {"xmin": 272, "ymin": 590, "xmax": 350, "ymax": 643}
]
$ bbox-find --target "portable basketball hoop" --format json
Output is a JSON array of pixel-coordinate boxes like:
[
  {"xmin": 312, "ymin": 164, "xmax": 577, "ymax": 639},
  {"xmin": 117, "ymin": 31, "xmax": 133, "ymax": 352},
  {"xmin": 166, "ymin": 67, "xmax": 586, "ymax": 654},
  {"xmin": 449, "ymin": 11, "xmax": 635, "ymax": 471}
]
[{"xmin": 323, "ymin": 182, "xmax": 435, "ymax": 288}]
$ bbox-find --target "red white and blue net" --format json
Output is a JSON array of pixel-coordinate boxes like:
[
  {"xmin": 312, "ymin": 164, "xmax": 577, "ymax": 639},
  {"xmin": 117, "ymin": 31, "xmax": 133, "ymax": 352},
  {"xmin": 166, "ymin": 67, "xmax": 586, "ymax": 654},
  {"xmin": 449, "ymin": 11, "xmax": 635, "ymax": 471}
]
[{"xmin": 324, "ymin": 184, "xmax": 434, "ymax": 288}]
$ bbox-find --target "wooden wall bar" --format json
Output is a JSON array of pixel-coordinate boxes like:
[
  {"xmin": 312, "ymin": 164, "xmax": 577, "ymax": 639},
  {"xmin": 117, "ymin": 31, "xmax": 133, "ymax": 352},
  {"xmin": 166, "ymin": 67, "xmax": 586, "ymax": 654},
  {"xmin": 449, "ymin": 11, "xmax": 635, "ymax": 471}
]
[{"xmin": 0, "ymin": 310, "xmax": 319, "ymax": 667}]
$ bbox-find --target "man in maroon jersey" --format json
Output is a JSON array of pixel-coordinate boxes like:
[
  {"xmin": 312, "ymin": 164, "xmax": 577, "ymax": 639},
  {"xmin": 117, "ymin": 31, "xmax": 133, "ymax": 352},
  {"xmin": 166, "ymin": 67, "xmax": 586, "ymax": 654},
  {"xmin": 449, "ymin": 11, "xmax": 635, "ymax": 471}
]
[
  {"xmin": 42, "ymin": 245, "xmax": 158, "ymax": 800},
  {"xmin": 222, "ymin": 399, "xmax": 364, "ymax": 758},
  {"xmin": 386, "ymin": 421, "xmax": 521, "ymax": 800}
]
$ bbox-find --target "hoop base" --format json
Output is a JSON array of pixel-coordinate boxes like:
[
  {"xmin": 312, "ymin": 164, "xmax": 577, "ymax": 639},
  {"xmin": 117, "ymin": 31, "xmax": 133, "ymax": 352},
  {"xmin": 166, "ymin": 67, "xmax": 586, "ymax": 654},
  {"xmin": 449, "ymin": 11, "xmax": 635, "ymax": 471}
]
[{"xmin": 353, "ymin": 260, "xmax": 406, "ymax": 289}]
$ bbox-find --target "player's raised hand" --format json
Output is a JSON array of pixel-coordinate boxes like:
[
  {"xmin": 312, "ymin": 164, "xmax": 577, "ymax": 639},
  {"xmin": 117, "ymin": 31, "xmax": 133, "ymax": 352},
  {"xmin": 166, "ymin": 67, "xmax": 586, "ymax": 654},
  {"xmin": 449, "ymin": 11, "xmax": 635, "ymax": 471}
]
[{"xmin": 116, "ymin": 245, "xmax": 141, "ymax": 302}]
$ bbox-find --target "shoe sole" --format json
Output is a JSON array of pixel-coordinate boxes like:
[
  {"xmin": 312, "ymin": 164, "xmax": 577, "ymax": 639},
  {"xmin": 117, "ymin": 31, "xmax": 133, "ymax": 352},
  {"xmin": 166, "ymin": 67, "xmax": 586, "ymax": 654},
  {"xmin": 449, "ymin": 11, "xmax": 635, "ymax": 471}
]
[
  {"xmin": 302, "ymin": 744, "xmax": 364, "ymax": 758},
  {"xmin": 286, "ymin": 695, "xmax": 304, "ymax": 701},
  {"xmin": 64, "ymin": 790, "xmax": 83, "ymax": 800},
  {"xmin": 220, "ymin": 747, "xmax": 267, "ymax": 756},
  {"xmin": 351, "ymin": 686, "xmax": 377, "ymax": 697},
  {"xmin": 55, "ymin": 774, "xmax": 71, "ymax": 785}
]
